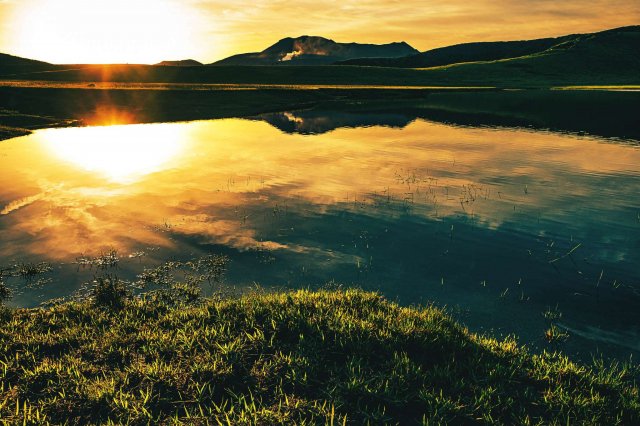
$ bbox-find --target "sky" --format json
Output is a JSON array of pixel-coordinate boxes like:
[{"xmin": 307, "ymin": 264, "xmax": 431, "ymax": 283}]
[{"xmin": 0, "ymin": 0, "xmax": 639, "ymax": 64}]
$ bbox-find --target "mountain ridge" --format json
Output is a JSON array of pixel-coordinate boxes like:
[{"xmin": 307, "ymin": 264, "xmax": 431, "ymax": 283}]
[
  {"xmin": 336, "ymin": 25, "xmax": 640, "ymax": 68},
  {"xmin": 212, "ymin": 36, "xmax": 419, "ymax": 66},
  {"xmin": 155, "ymin": 59, "xmax": 203, "ymax": 67}
]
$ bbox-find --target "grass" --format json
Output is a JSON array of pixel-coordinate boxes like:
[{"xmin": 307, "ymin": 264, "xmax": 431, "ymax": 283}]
[{"xmin": 0, "ymin": 287, "xmax": 638, "ymax": 425}]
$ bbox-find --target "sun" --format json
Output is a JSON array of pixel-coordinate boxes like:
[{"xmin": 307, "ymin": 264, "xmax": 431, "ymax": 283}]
[
  {"xmin": 38, "ymin": 123, "xmax": 188, "ymax": 184},
  {"xmin": 9, "ymin": 0, "xmax": 205, "ymax": 64}
]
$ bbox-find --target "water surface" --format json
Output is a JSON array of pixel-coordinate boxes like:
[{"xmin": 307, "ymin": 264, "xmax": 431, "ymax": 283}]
[{"xmin": 1, "ymin": 113, "xmax": 638, "ymax": 360}]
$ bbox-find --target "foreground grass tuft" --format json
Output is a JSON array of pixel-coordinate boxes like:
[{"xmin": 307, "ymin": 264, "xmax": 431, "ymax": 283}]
[{"xmin": 0, "ymin": 289, "xmax": 638, "ymax": 424}]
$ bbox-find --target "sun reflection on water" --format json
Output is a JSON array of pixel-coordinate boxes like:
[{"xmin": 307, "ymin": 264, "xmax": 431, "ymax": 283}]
[{"xmin": 37, "ymin": 123, "xmax": 187, "ymax": 183}]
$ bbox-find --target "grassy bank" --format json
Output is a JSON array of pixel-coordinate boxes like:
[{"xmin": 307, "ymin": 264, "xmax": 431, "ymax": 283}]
[{"xmin": 0, "ymin": 289, "xmax": 638, "ymax": 424}]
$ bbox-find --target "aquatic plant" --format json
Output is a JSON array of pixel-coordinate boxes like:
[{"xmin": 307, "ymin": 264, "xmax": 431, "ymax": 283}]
[
  {"xmin": 0, "ymin": 275, "xmax": 10, "ymax": 304},
  {"xmin": 75, "ymin": 249, "xmax": 120, "ymax": 270},
  {"xmin": 12, "ymin": 261, "xmax": 53, "ymax": 280},
  {"xmin": 135, "ymin": 255, "xmax": 229, "ymax": 291},
  {"xmin": 91, "ymin": 275, "xmax": 131, "ymax": 310}
]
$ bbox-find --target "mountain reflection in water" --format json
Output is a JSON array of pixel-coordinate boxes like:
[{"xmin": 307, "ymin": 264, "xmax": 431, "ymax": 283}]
[{"xmin": 254, "ymin": 110, "xmax": 414, "ymax": 134}]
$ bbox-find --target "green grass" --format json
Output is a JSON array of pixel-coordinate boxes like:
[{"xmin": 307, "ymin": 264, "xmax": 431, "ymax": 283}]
[{"xmin": 0, "ymin": 288, "xmax": 638, "ymax": 425}]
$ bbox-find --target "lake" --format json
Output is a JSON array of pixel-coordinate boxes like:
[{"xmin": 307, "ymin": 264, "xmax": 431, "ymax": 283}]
[{"xmin": 1, "ymin": 111, "xmax": 638, "ymax": 361}]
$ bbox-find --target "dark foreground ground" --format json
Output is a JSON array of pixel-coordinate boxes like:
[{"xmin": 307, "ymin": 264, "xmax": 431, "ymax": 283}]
[
  {"xmin": 1, "ymin": 86, "xmax": 640, "ymax": 142},
  {"xmin": 0, "ymin": 288, "xmax": 638, "ymax": 424}
]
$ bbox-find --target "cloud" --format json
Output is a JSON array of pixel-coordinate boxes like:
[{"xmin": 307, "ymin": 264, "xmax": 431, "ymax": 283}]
[{"xmin": 1, "ymin": 193, "xmax": 45, "ymax": 215}]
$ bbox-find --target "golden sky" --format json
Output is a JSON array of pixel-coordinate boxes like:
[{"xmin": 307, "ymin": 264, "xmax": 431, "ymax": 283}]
[{"xmin": 1, "ymin": 0, "xmax": 639, "ymax": 64}]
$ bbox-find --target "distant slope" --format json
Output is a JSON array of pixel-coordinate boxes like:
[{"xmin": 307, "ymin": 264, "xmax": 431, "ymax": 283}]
[
  {"xmin": 213, "ymin": 36, "xmax": 418, "ymax": 66},
  {"xmin": 338, "ymin": 26, "xmax": 640, "ymax": 68},
  {"xmin": 338, "ymin": 37, "xmax": 571, "ymax": 68},
  {"xmin": 426, "ymin": 25, "xmax": 640, "ymax": 86},
  {"xmin": 155, "ymin": 59, "xmax": 203, "ymax": 67},
  {"xmin": 0, "ymin": 53, "xmax": 55, "ymax": 74},
  {"xmin": 0, "ymin": 53, "xmax": 52, "ymax": 67}
]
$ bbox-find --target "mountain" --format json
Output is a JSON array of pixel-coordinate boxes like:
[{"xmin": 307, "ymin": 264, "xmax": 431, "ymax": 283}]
[
  {"xmin": 0, "ymin": 53, "xmax": 55, "ymax": 74},
  {"xmin": 155, "ymin": 59, "xmax": 203, "ymax": 67},
  {"xmin": 254, "ymin": 110, "xmax": 414, "ymax": 134},
  {"xmin": 337, "ymin": 26, "xmax": 640, "ymax": 68},
  {"xmin": 212, "ymin": 36, "xmax": 419, "ymax": 66}
]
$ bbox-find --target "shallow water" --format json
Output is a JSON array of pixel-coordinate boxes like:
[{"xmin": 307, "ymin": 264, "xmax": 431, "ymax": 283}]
[{"xmin": 1, "ymin": 113, "xmax": 639, "ymax": 360}]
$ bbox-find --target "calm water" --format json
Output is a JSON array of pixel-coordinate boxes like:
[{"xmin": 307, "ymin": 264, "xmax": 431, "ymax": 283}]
[{"xmin": 1, "ymin": 112, "xmax": 639, "ymax": 360}]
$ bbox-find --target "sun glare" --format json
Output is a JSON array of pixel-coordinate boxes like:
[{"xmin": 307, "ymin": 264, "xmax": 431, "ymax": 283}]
[
  {"xmin": 38, "ymin": 124, "xmax": 187, "ymax": 183},
  {"xmin": 9, "ymin": 0, "xmax": 205, "ymax": 64}
]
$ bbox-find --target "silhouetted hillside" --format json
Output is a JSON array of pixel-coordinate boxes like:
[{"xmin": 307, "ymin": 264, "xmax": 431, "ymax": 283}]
[
  {"xmin": 213, "ymin": 36, "xmax": 418, "ymax": 66},
  {"xmin": 0, "ymin": 53, "xmax": 55, "ymax": 74},
  {"xmin": 427, "ymin": 25, "xmax": 640, "ymax": 86},
  {"xmin": 155, "ymin": 59, "xmax": 203, "ymax": 67},
  {"xmin": 337, "ymin": 26, "xmax": 640, "ymax": 68}
]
